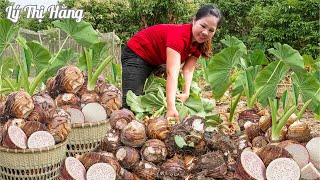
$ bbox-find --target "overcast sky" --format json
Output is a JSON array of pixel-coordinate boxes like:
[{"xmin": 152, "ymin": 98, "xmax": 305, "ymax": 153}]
[{"xmin": 9, "ymin": 0, "xmax": 59, "ymax": 8}]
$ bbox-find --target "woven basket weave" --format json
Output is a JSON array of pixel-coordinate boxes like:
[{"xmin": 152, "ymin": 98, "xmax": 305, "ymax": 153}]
[
  {"xmin": 0, "ymin": 139, "xmax": 67, "ymax": 180},
  {"xmin": 67, "ymin": 119, "xmax": 109, "ymax": 157}
]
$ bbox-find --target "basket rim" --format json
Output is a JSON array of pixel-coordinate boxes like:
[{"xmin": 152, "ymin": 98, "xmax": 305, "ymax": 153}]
[
  {"xmin": 71, "ymin": 119, "xmax": 108, "ymax": 128},
  {"xmin": 0, "ymin": 138, "xmax": 67, "ymax": 153}
]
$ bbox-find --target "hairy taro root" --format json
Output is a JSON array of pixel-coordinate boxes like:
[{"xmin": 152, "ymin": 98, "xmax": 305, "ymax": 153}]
[
  {"xmin": 235, "ymin": 150, "xmax": 266, "ymax": 180},
  {"xmin": 120, "ymin": 120, "xmax": 147, "ymax": 147},
  {"xmin": 286, "ymin": 121, "xmax": 311, "ymax": 142},
  {"xmin": 146, "ymin": 116, "xmax": 170, "ymax": 140},
  {"xmin": 110, "ymin": 108, "xmax": 135, "ymax": 130},
  {"xmin": 238, "ymin": 109, "xmax": 261, "ymax": 130},
  {"xmin": 133, "ymin": 161, "xmax": 159, "ymax": 180},
  {"xmin": 4, "ymin": 91, "xmax": 34, "ymax": 119},
  {"xmin": 47, "ymin": 115, "xmax": 71, "ymax": 144},
  {"xmin": 60, "ymin": 157, "xmax": 86, "ymax": 180},
  {"xmin": 2, "ymin": 125, "xmax": 27, "ymax": 149},
  {"xmin": 159, "ymin": 155, "xmax": 186, "ymax": 179},
  {"xmin": 141, "ymin": 139, "xmax": 168, "ymax": 164},
  {"xmin": 20, "ymin": 121, "xmax": 47, "ymax": 137},
  {"xmin": 55, "ymin": 93, "xmax": 81, "ymax": 110},
  {"xmin": 100, "ymin": 91, "xmax": 122, "ymax": 116},
  {"xmin": 100, "ymin": 129, "xmax": 121, "ymax": 153},
  {"xmin": 257, "ymin": 144, "xmax": 292, "ymax": 166},
  {"xmin": 27, "ymin": 92, "xmax": 56, "ymax": 124},
  {"xmin": 116, "ymin": 146, "xmax": 140, "ymax": 170}
]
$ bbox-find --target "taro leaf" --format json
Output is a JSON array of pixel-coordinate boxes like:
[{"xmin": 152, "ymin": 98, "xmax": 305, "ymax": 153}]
[
  {"xmin": 176, "ymin": 104, "xmax": 189, "ymax": 121},
  {"xmin": 255, "ymin": 60, "xmax": 289, "ymax": 106},
  {"xmin": 26, "ymin": 41, "xmax": 51, "ymax": 73},
  {"xmin": 126, "ymin": 90, "xmax": 145, "ymax": 113},
  {"xmin": 141, "ymin": 89, "xmax": 165, "ymax": 112},
  {"xmin": 243, "ymin": 49, "xmax": 269, "ymax": 67},
  {"xmin": 268, "ymin": 43, "xmax": 304, "ymax": 74},
  {"xmin": 202, "ymin": 98, "xmax": 215, "ymax": 112},
  {"xmin": 144, "ymin": 74, "xmax": 166, "ymax": 94},
  {"xmin": 184, "ymin": 92, "xmax": 203, "ymax": 114},
  {"xmin": 52, "ymin": 19, "xmax": 99, "ymax": 48},
  {"xmin": 232, "ymin": 66, "xmax": 260, "ymax": 96},
  {"xmin": 0, "ymin": 57, "xmax": 15, "ymax": 78},
  {"xmin": 45, "ymin": 49, "xmax": 79, "ymax": 80},
  {"xmin": 206, "ymin": 46, "xmax": 244, "ymax": 100},
  {"xmin": 0, "ymin": 19, "xmax": 19, "ymax": 57},
  {"xmin": 313, "ymin": 71, "xmax": 320, "ymax": 82},
  {"xmin": 292, "ymin": 71, "xmax": 320, "ymax": 116},
  {"xmin": 174, "ymin": 135, "xmax": 187, "ymax": 148},
  {"xmin": 221, "ymin": 35, "xmax": 247, "ymax": 51},
  {"xmin": 190, "ymin": 81, "xmax": 201, "ymax": 95},
  {"xmin": 303, "ymin": 55, "xmax": 319, "ymax": 71}
]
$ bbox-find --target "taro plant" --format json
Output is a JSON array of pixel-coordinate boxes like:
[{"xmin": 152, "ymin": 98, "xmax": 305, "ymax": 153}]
[
  {"xmin": 126, "ymin": 73, "xmax": 215, "ymax": 121},
  {"xmin": 0, "ymin": 18, "xmax": 99, "ymax": 95}
]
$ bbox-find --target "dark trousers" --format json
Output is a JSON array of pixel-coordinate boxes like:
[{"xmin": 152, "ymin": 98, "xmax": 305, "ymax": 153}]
[{"xmin": 121, "ymin": 46, "xmax": 156, "ymax": 109}]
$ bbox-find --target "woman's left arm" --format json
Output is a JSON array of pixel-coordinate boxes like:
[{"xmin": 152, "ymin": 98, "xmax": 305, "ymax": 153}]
[{"xmin": 178, "ymin": 56, "xmax": 198, "ymax": 102}]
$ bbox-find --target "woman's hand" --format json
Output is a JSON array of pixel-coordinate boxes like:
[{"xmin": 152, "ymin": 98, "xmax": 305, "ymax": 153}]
[
  {"xmin": 177, "ymin": 93, "xmax": 189, "ymax": 103},
  {"xmin": 166, "ymin": 107, "xmax": 179, "ymax": 123}
]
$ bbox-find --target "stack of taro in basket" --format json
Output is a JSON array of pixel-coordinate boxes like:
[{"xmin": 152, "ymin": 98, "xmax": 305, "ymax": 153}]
[
  {"xmin": 0, "ymin": 90, "xmax": 71, "ymax": 180},
  {"xmin": 46, "ymin": 65, "xmax": 121, "ymax": 156}
]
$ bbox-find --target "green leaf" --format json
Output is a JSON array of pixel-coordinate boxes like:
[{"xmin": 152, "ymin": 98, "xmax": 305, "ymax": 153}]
[
  {"xmin": 141, "ymin": 92, "xmax": 165, "ymax": 112},
  {"xmin": 303, "ymin": 55, "xmax": 319, "ymax": 71},
  {"xmin": 232, "ymin": 66, "xmax": 260, "ymax": 97},
  {"xmin": 206, "ymin": 46, "xmax": 244, "ymax": 100},
  {"xmin": 126, "ymin": 90, "xmax": 146, "ymax": 113},
  {"xmin": 243, "ymin": 49, "xmax": 269, "ymax": 67},
  {"xmin": 0, "ymin": 19, "xmax": 19, "ymax": 57},
  {"xmin": 174, "ymin": 135, "xmax": 187, "ymax": 148},
  {"xmin": 221, "ymin": 35, "xmax": 247, "ymax": 51},
  {"xmin": 184, "ymin": 93, "xmax": 203, "ymax": 114},
  {"xmin": 202, "ymin": 98, "xmax": 215, "ymax": 112},
  {"xmin": 0, "ymin": 57, "xmax": 15, "ymax": 78},
  {"xmin": 26, "ymin": 41, "xmax": 51, "ymax": 73},
  {"xmin": 176, "ymin": 104, "xmax": 189, "ymax": 121},
  {"xmin": 255, "ymin": 61, "xmax": 289, "ymax": 106},
  {"xmin": 292, "ymin": 71, "xmax": 320, "ymax": 116},
  {"xmin": 89, "ymin": 42, "xmax": 109, "ymax": 68},
  {"xmin": 144, "ymin": 74, "xmax": 166, "ymax": 94},
  {"xmin": 268, "ymin": 43, "xmax": 304, "ymax": 73},
  {"xmin": 52, "ymin": 19, "xmax": 99, "ymax": 48}
]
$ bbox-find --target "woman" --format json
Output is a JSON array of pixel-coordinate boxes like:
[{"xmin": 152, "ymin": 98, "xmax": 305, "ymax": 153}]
[{"xmin": 121, "ymin": 4, "xmax": 223, "ymax": 121}]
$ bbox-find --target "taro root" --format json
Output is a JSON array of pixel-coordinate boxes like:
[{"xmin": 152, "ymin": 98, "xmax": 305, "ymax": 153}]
[
  {"xmin": 167, "ymin": 116, "xmax": 207, "ymax": 155},
  {"xmin": 46, "ymin": 77, "xmax": 57, "ymax": 98},
  {"xmin": 110, "ymin": 108, "xmax": 135, "ymax": 130},
  {"xmin": 256, "ymin": 144, "xmax": 292, "ymax": 166},
  {"xmin": 20, "ymin": 121, "xmax": 47, "ymax": 137},
  {"xmin": 306, "ymin": 137, "xmax": 320, "ymax": 170},
  {"xmin": 301, "ymin": 162, "xmax": 320, "ymax": 180},
  {"xmin": 78, "ymin": 73, "xmax": 106, "ymax": 96},
  {"xmin": 100, "ymin": 91, "xmax": 122, "ymax": 116},
  {"xmin": 82, "ymin": 102, "xmax": 107, "ymax": 122},
  {"xmin": 2, "ymin": 125, "xmax": 27, "ymax": 149},
  {"xmin": 133, "ymin": 161, "xmax": 159, "ymax": 180},
  {"xmin": 244, "ymin": 122, "xmax": 263, "ymax": 142},
  {"xmin": 237, "ymin": 109, "xmax": 260, "ymax": 130},
  {"xmin": 86, "ymin": 163, "xmax": 117, "ymax": 180},
  {"xmin": 189, "ymin": 151, "xmax": 228, "ymax": 179},
  {"xmin": 78, "ymin": 152, "xmax": 121, "ymax": 175},
  {"xmin": 204, "ymin": 131, "xmax": 239, "ymax": 159},
  {"xmin": 120, "ymin": 120, "xmax": 147, "ymax": 147},
  {"xmin": 53, "ymin": 66, "xmax": 85, "ymax": 96},
  {"xmin": 47, "ymin": 116, "xmax": 71, "ymax": 144},
  {"xmin": 286, "ymin": 113, "xmax": 298, "ymax": 127},
  {"xmin": 266, "ymin": 158, "xmax": 300, "ymax": 180},
  {"xmin": 27, "ymin": 92, "xmax": 56, "ymax": 124},
  {"xmin": 159, "ymin": 155, "xmax": 186, "ymax": 179},
  {"xmin": 80, "ymin": 91, "xmax": 100, "ymax": 104},
  {"xmin": 66, "ymin": 108, "xmax": 85, "ymax": 124},
  {"xmin": 146, "ymin": 116, "xmax": 170, "ymax": 140},
  {"xmin": 60, "ymin": 157, "xmax": 86, "ymax": 180},
  {"xmin": 102, "ymin": 83, "xmax": 122, "ymax": 97},
  {"xmin": 27, "ymin": 131, "xmax": 55, "ymax": 148},
  {"xmin": 278, "ymin": 140, "xmax": 309, "ymax": 168},
  {"xmin": 235, "ymin": 151, "xmax": 266, "ymax": 180},
  {"xmin": 140, "ymin": 139, "xmax": 167, "ymax": 164},
  {"xmin": 115, "ymin": 146, "xmax": 140, "ymax": 170},
  {"xmin": 258, "ymin": 115, "xmax": 271, "ymax": 132},
  {"xmin": 251, "ymin": 136, "xmax": 269, "ymax": 148},
  {"xmin": 55, "ymin": 93, "xmax": 81, "ymax": 110},
  {"xmin": 4, "ymin": 91, "xmax": 34, "ymax": 119},
  {"xmin": 120, "ymin": 168, "xmax": 141, "ymax": 180},
  {"xmin": 265, "ymin": 126, "xmax": 287, "ymax": 142},
  {"xmin": 287, "ymin": 121, "xmax": 311, "ymax": 142},
  {"xmin": 100, "ymin": 129, "xmax": 121, "ymax": 153}
]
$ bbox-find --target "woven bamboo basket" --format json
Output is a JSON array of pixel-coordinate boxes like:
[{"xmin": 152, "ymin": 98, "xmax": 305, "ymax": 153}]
[
  {"xmin": 0, "ymin": 139, "xmax": 67, "ymax": 180},
  {"xmin": 66, "ymin": 119, "xmax": 109, "ymax": 157}
]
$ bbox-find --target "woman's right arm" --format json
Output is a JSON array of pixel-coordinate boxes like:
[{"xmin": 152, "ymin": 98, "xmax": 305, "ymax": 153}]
[{"xmin": 165, "ymin": 47, "xmax": 181, "ymax": 121}]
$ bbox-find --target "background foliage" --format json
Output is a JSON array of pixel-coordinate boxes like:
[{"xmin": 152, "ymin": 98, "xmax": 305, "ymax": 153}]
[{"xmin": 1, "ymin": 0, "xmax": 319, "ymax": 57}]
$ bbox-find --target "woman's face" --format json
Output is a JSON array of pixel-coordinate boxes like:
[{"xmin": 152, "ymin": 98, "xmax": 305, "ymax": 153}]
[{"xmin": 192, "ymin": 15, "xmax": 219, "ymax": 43}]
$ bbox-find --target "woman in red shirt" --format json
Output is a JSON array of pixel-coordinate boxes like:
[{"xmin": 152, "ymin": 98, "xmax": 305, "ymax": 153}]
[{"xmin": 122, "ymin": 4, "xmax": 222, "ymax": 121}]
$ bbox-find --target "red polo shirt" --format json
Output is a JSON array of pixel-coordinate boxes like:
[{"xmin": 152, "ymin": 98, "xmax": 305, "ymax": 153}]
[{"xmin": 127, "ymin": 24, "xmax": 201, "ymax": 65}]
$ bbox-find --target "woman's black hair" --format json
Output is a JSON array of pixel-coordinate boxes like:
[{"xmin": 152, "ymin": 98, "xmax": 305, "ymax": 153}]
[
  {"xmin": 195, "ymin": 4, "xmax": 223, "ymax": 27},
  {"xmin": 195, "ymin": 4, "xmax": 223, "ymax": 58}
]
